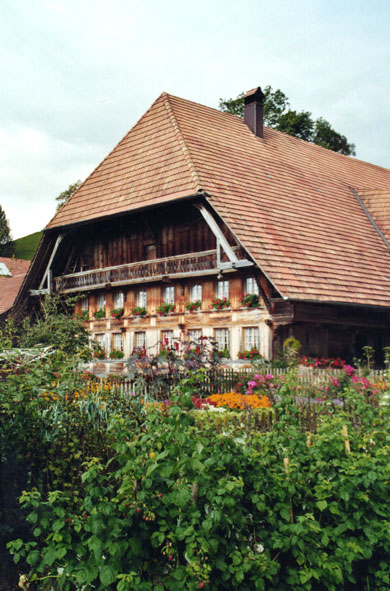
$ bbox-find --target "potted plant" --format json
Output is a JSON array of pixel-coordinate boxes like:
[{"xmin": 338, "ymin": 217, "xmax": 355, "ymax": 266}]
[
  {"xmin": 111, "ymin": 307, "xmax": 124, "ymax": 319},
  {"xmin": 93, "ymin": 349, "xmax": 106, "ymax": 359},
  {"xmin": 156, "ymin": 302, "xmax": 175, "ymax": 316},
  {"xmin": 241, "ymin": 294, "xmax": 259, "ymax": 308},
  {"xmin": 238, "ymin": 346, "xmax": 262, "ymax": 360},
  {"xmin": 109, "ymin": 349, "xmax": 125, "ymax": 359},
  {"xmin": 185, "ymin": 300, "xmax": 201, "ymax": 313},
  {"xmin": 132, "ymin": 306, "xmax": 147, "ymax": 317},
  {"xmin": 210, "ymin": 297, "xmax": 230, "ymax": 310},
  {"xmin": 94, "ymin": 308, "xmax": 106, "ymax": 319}
]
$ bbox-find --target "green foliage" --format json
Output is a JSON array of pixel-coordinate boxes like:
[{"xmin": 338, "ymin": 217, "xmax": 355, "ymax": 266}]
[
  {"xmin": 3, "ymin": 355, "xmax": 390, "ymax": 590},
  {"xmin": 19, "ymin": 295, "xmax": 90, "ymax": 357},
  {"xmin": 13, "ymin": 231, "xmax": 43, "ymax": 260},
  {"xmin": 0, "ymin": 204, "xmax": 12, "ymax": 244},
  {"xmin": 219, "ymin": 85, "xmax": 356, "ymax": 156},
  {"xmin": 55, "ymin": 181, "xmax": 82, "ymax": 211}
]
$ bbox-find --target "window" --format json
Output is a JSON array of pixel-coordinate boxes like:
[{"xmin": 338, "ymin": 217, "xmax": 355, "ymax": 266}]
[
  {"xmin": 135, "ymin": 332, "xmax": 146, "ymax": 349},
  {"xmin": 137, "ymin": 289, "xmax": 147, "ymax": 307},
  {"xmin": 215, "ymin": 328, "xmax": 229, "ymax": 352},
  {"xmin": 216, "ymin": 280, "xmax": 229, "ymax": 299},
  {"xmin": 95, "ymin": 333, "xmax": 107, "ymax": 351},
  {"xmin": 161, "ymin": 330, "xmax": 174, "ymax": 348},
  {"xmin": 114, "ymin": 291, "xmax": 124, "ymax": 309},
  {"xmin": 191, "ymin": 284, "xmax": 202, "ymax": 302},
  {"xmin": 112, "ymin": 333, "xmax": 124, "ymax": 352},
  {"xmin": 163, "ymin": 285, "xmax": 175, "ymax": 305},
  {"xmin": 97, "ymin": 293, "xmax": 106, "ymax": 309},
  {"xmin": 188, "ymin": 329, "xmax": 202, "ymax": 344},
  {"xmin": 81, "ymin": 296, "xmax": 89, "ymax": 311},
  {"xmin": 245, "ymin": 277, "xmax": 259, "ymax": 295},
  {"xmin": 244, "ymin": 327, "xmax": 260, "ymax": 350}
]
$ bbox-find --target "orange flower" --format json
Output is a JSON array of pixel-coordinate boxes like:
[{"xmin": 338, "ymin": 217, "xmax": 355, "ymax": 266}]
[{"xmin": 206, "ymin": 392, "xmax": 271, "ymax": 410}]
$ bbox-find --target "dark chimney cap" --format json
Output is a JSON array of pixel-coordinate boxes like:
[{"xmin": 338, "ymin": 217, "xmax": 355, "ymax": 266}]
[
  {"xmin": 243, "ymin": 87, "xmax": 264, "ymax": 104},
  {"xmin": 243, "ymin": 86, "xmax": 264, "ymax": 138}
]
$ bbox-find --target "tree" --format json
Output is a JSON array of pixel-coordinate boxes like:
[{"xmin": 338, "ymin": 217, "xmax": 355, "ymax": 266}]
[
  {"xmin": 55, "ymin": 180, "xmax": 82, "ymax": 211},
  {"xmin": 219, "ymin": 86, "xmax": 356, "ymax": 156},
  {"xmin": 0, "ymin": 206, "xmax": 12, "ymax": 245},
  {"xmin": 0, "ymin": 206, "xmax": 14, "ymax": 256}
]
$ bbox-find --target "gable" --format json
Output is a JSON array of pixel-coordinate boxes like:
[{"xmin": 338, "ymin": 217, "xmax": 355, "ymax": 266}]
[{"xmin": 44, "ymin": 92, "xmax": 390, "ymax": 308}]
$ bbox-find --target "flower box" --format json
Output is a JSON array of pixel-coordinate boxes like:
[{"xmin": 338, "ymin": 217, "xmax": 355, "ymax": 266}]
[
  {"xmin": 185, "ymin": 300, "xmax": 201, "ymax": 313},
  {"xmin": 210, "ymin": 297, "xmax": 230, "ymax": 310},
  {"xmin": 156, "ymin": 302, "xmax": 175, "ymax": 316},
  {"xmin": 241, "ymin": 294, "xmax": 259, "ymax": 308},
  {"xmin": 94, "ymin": 308, "xmax": 106, "ymax": 319},
  {"xmin": 111, "ymin": 307, "xmax": 124, "ymax": 319},
  {"xmin": 132, "ymin": 306, "xmax": 147, "ymax": 317}
]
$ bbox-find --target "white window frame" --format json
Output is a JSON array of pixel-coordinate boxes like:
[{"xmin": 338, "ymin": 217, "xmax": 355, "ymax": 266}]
[
  {"xmin": 245, "ymin": 277, "xmax": 259, "ymax": 296},
  {"xmin": 243, "ymin": 327, "xmax": 260, "ymax": 350},
  {"xmin": 188, "ymin": 329, "xmax": 202, "ymax": 344},
  {"xmin": 135, "ymin": 331, "xmax": 146, "ymax": 349},
  {"xmin": 191, "ymin": 284, "xmax": 202, "ymax": 302},
  {"xmin": 81, "ymin": 296, "xmax": 89, "ymax": 311},
  {"xmin": 163, "ymin": 285, "xmax": 175, "ymax": 305},
  {"xmin": 97, "ymin": 293, "xmax": 106, "ymax": 310},
  {"xmin": 114, "ymin": 291, "xmax": 125, "ymax": 309},
  {"xmin": 216, "ymin": 280, "xmax": 229, "ymax": 299},
  {"xmin": 112, "ymin": 333, "xmax": 124, "ymax": 352},
  {"xmin": 137, "ymin": 289, "xmax": 147, "ymax": 308},
  {"xmin": 215, "ymin": 328, "xmax": 230, "ymax": 352}
]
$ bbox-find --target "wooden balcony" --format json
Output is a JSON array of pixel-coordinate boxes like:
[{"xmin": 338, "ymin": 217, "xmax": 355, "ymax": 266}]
[{"xmin": 54, "ymin": 247, "xmax": 252, "ymax": 293}]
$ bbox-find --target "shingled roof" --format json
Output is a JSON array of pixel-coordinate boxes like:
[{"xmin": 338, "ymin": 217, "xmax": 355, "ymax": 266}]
[
  {"xmin": 46, "ymin": 92, "xmax": 390, "ymax": 308},
  {"xmin": 0, "ymin": 257, "xmax": 30, "ymax": 315}
]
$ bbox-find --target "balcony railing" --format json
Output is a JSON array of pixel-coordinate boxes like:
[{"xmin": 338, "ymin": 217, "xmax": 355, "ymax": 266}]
[{"xmin": 54, "ymin": 248, "xmax": 248, "ymax": 293}]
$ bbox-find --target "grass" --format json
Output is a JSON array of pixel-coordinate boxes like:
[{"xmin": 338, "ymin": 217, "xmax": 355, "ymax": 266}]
[{"xmin": 10, "ymin": 231, "xmax": 43, "ymax": 260}]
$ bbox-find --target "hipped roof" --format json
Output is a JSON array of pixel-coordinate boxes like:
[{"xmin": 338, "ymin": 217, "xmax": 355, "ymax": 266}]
[
  {"xmin": 46, "ymin": 92, "xmax": 390, "ymax": 308},
  {"xmin": 0, "ymin": 256, "xmax": 30, "ymax": 315}
]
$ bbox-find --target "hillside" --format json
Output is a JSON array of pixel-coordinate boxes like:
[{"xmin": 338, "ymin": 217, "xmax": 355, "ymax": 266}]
[{"xmin": 7, "ymin": 231, "xmax": 42, "ymax": 260}]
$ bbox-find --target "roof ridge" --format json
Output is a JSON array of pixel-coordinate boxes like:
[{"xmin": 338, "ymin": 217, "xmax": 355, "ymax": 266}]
[{"xmin": 163, "ymin": 93, "xmax": 203, "ymax": 192}]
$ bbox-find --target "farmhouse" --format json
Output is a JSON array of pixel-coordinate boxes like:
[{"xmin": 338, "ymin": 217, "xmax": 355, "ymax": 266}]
[{"xmin": 17, "ymin": 88, "xmax": 390, "ymax": 361}]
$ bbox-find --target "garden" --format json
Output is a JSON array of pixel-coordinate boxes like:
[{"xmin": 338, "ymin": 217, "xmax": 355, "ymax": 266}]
[{"xmin": 1, "ymin": 301, "xmax": 390, "ymax": 590}]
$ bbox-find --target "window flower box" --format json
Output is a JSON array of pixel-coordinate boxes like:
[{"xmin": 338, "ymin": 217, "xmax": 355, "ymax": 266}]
[
  {"xmin": 210, "ymin": 297, "xmax": 230, "ymax": 310},
  {"xmin": 111, "ymin": 307, "xmax": 124, "ymax": 319},
  {"xmin": 238, "ymin": 347, "xmax": 262, "ymax": 359},
  {"xmin": 241, "ymin": 294, "xmax": 259, "ymax": 308},
  {"xmin": 110, "ymin": 349, "xmax": 125, "ymax": 359},
  {"xmin": 156, "ymin": 302, "xmax": 175, "ymax": 316},
  {"xmin": 132, "ymin": 306, "xmax": 147, "ymax": 317},
  {"xmin": 185, "ymin": 300, "xmax": 201, "ymax": 313},
  {"xmin": 93, "ymin": 349, "xmax": 106, "ymax": 359},
  {"xmin": 94, "ymin": 308, "xmax": 106, "ymax": 319}
]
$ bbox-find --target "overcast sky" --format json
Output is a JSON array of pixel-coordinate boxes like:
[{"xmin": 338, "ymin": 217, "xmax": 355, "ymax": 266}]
[{"xmin": 1, "ymin": 0, "xmax": 389, "ymax": 239}]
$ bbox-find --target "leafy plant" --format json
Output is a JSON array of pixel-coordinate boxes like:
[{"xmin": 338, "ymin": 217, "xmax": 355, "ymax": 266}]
[
  {"xmin": 156, "ymin": 302, "xmax": 175, "ymax": 315},
  {"xmin": 75, "ymin": 309, "xmax": 89, "ymax": 322},
  {"xmin": 94, "ymin": 308, "xmax": 106, "ymax": 319},
  {"xmin": 210, "ymin": 297, "xmax": 230, "ymax": 310},
  {"xmin": 241, "ymin": 293, "xmax": 259, "ymax": 308},
  {"xmin": 185, "ymin": 300, "xmax": 201, "ymax": 313},
  {"xmin": 110, "ymin": 349, "xmax": 125, "ymax": 359},
  {"xmin": 132, "ymin": 306, "xmax": 147, "ymax": 317},
  {"xmin": 238, "ymin": 346, "xmax": 262, "ymax": 360},
  {"xmin": 111, "ymin": 307, "xmax": 124, "ymax": 319}
]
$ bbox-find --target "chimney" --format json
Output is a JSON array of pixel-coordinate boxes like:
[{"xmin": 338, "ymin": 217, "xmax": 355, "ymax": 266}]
[{"xmin": 244, "ymin": 87, "xmax": 265, "ymax": 138}]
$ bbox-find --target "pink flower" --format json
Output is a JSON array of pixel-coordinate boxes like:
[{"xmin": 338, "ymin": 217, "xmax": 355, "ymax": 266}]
[
  {"xmin": 330, "ymin": 377, "xmax": 340, "ymax": 387},
  {"xmin": 343, "ymin": 364, "xmax": 355, "ymax": 377}
]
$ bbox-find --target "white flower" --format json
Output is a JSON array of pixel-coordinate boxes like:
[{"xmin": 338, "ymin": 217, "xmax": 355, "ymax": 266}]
[{"xmin": 254, "ymin": 543, "xmax": 264, "ymax": 554}]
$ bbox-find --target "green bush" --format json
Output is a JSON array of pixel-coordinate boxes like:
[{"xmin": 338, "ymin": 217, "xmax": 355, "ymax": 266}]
[{"xmin": 6, "ymin": 384, "xmax": 390, "ymax": 590}]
